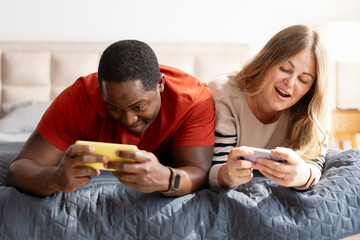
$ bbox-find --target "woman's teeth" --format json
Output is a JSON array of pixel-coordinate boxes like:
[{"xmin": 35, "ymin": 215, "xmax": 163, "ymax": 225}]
[{"xmin": 276, "ymin": 87, "xmax": 290, "ymax": 97}]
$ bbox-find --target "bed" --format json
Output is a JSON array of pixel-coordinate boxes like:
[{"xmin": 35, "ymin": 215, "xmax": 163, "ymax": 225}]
[{"xmin": 1, "ymin": 42, "xmax": 359, "ymax": 239}]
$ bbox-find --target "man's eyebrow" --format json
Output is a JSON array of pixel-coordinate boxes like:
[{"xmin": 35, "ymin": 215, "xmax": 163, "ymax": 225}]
[
  {"xmin": 105, "ymin": 101, "xmax": 119, "ymax": 109},
  {"xmin": 128, "ymin": 100, "xmax": 145, "ymax": 108},
  {"xmin": 288, "ymin": 60, "xmax": 315, "ymax": 80},
  {"xmin": 105, "ymin": 100, "xmax": 145, "ymax": 109}
]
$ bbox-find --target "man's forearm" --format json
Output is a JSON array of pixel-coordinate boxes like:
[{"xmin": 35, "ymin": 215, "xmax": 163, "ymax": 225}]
[
  {"xmin": 7, "ymin": 159, "xmax": 59, "ymax": 197},
  {"xmin": 162, "ymin": 166, "xmax": 208, "ymax": 197}
]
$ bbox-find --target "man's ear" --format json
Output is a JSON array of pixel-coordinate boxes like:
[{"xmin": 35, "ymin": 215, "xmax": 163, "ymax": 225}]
[{"xmin": 157, "ymin": 74, "xmax": 165, "ymax": 92}]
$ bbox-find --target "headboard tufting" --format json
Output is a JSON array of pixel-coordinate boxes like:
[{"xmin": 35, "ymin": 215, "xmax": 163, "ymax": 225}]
[{"xmin": 0, "ymin": 41, "xmax": 250, "ymax": 117}]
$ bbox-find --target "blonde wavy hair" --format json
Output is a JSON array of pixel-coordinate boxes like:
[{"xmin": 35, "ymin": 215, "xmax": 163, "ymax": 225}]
[{"xmin": 235, "ymin": 25, "xmax": 330, "ymax": 160}]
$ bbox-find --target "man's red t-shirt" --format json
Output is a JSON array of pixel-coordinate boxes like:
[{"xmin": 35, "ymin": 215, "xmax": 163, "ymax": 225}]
[{"xmin": 37, "ymin": 65, "xmax": 215, "ymax": 163}]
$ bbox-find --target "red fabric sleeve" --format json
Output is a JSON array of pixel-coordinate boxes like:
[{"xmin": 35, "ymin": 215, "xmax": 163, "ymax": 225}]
[
  {"xmin": 37, "ymin": 77, "xmax": 102, "ymax": 152},
  {"xmin": 171, "ymin": 89, "xmax": 215, "ymax": 148},
  {"xmin": 38, "ymin": 90, "xmax": 80, "ymax": 151}
]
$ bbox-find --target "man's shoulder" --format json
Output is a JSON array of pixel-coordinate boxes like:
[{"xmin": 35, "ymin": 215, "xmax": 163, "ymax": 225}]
[
  {"xmin": 160, "ymin": 65, "xmax": 211, "ymax": 103},
  {"xmin": 64, "ymin": 72, "xmax": 97, "ymax": 95},
  {"xmin": 53, "ymin": 72, "xmax": 105, "ymax": 117},
  {"xmin": 74, "ymin": 72, "xmax": 99, "ymax": 94}
]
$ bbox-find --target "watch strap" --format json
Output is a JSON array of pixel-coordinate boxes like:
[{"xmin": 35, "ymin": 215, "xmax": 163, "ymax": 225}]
[{"xmin": 160, "ymin": 166, "xmax": 179, "ymax": 194}]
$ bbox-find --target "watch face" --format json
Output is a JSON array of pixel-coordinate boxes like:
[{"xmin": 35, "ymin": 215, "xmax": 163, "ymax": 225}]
[{"xmin": 173, "ymin": 174, "xmax": 180, "ymax": 190}]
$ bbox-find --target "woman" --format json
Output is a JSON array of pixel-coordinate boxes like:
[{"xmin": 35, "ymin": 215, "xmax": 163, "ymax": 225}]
[{"xmin": 209, "ymin": 25, "xmax": 331, "ymax": 190}]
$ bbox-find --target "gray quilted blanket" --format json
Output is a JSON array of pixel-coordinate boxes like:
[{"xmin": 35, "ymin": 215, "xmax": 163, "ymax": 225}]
[{"xmin": 0, "ymin": 141, "xmax": 359, "ymax": 240}]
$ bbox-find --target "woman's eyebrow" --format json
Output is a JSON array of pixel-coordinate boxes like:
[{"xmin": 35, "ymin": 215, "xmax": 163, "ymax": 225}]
[{"xmin": 288, "ymin": 61, "xmax": 295, "ymax": 68}]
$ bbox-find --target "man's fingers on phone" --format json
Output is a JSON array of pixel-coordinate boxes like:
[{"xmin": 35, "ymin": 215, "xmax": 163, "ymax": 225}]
[
  {"xmin": 113, "ymin": 171, "xmax": 137, "ymax": 183},
  {"xmin": 108, "ymin": 162, "xmax": 140, "ymax": 173},
  {"xmin": 116, "ymin": 150, "xmax": 150, "ymax": 163},
  {"xmin": 77, "ymin": 154, "xmax": 109, "ymax": 164},
  {"xmin": 74, "ymin": 176, "xmax": 92, "ymax": 187},
  {"xmin": 73, "ymin": 167, "xmax": 100, "ymax": 177},
  {"xmin": 68, "ymin": 144, "xmax": 95, "ymax": 157},
  {"xmin": 116, "ymin": 150, "xmax": 136, "ymax": 159}
]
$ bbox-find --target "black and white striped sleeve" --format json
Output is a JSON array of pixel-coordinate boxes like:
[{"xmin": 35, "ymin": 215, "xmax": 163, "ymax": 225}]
[
  {"xmin": 212, "ymin": 132, "xmax": 237, "ymax": 165},
  {"xmin": 209, "ymin": 98, "xmax": 238, "ymax": 187}
]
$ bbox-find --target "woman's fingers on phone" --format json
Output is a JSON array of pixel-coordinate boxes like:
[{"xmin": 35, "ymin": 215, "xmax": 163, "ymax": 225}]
[
  {"xmin": 271, "ymin": 147, "xmax": 302, "ymax": 164},
  {"xmin": 225, "ymin": 164, "xmax": 253, "ymax": 186},
  {"xmin": 259, "ymin": 169, "xmax": 278, "ymax": 183},
  {"xmin": 229, "ymin": 146, "xmax": 253, "ymax": 161},
  {"xmin": 237, "ymin": 168, "xmax": 253, "ymax": 177},
  {"xmin": 255, "ymin": 157, "xmax": 290, "ymax": 175},
  {"xmin": 234, "ymin": 159, "xmax": 255, "ymax": 169},
  {"xmin": 270, "ymin": 148, "xmax": 289, "ymax": 161}
]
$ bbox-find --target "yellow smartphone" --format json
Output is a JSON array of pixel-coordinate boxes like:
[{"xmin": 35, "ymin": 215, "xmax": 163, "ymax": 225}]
[{"xmin": 75, "ymin": 140, "xmax": 138, "ymax": 171}]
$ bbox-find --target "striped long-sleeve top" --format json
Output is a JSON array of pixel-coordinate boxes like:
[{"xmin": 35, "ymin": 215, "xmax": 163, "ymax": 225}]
[{"xmin": 208, "ymin": 75, "xmax": 326, "ymax": 190}]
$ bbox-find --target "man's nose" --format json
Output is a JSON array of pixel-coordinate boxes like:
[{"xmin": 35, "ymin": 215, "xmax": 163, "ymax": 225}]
[{"xmin": 120, "ymin": 111, "xmax": 138, "ymax": 127}]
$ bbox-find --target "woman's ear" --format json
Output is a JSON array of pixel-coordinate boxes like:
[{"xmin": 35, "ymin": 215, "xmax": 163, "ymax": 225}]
[{"xmin": 157, "ymin": 74, "xmax": 165, "ymax": 92}]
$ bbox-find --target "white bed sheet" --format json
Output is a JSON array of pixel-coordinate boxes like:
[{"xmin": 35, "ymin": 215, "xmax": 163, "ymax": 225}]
[{"xmin": 0, "ymin": 132, "xmax": 31, "ymax": 142}]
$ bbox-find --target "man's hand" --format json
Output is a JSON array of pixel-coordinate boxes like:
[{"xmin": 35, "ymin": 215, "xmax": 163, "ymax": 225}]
[
  {"xmin": 7, "ymin": 130, "xmax": 112, "ymax": 196},
  {"xmin": 53, "ymin": 144, "xmax": 109, "ymax": 193},
  {"xmin": 107, "ymin": 150, "xmax": 170, "ymax": 193}
]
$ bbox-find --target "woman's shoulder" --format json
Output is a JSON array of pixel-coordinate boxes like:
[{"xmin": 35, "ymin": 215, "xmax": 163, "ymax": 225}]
[{"xmin": 207, "ymin": 73, "xmax": 243, "ymax": 99}]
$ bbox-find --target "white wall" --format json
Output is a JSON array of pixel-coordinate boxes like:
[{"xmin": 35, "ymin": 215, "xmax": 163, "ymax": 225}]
[
  {"xmin": 0, "ymin": 0, "xmax": 359, "ymax": 55},
  {"xmin": 0, "ymin": 0, "xmax": 359, "ymax": 146}
]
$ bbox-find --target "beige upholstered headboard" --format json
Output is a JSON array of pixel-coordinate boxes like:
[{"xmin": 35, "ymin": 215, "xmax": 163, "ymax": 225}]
[{"xmin": 0, "ymin": 41, "xmax": 250, "ymax": 116}]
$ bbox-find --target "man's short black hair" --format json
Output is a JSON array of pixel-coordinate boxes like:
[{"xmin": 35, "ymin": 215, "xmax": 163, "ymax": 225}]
[{"xmin": 98, "ymin": 40, "xmax": 160, "ymax": 91}]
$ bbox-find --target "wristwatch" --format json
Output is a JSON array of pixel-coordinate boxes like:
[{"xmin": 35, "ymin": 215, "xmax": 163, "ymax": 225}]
[{"xmin": 161, "ymin": 166, "xmax": 180, "ymax": 194}]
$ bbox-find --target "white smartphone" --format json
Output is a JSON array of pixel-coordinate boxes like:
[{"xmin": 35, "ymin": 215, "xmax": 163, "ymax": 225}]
[{"xmin": 238, "ymin": 147, "xmax": 286, "ymax": 163}]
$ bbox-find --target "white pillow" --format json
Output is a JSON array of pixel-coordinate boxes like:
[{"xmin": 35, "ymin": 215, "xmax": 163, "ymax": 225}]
[{"xmin": 0, "ymin": 101, "xmax": 51, "ymax": 133}]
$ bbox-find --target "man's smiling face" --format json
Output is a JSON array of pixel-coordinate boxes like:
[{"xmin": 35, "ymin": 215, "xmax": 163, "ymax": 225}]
[{"xmin": 101, "ymin": 78, "xmax": 164, "ymax": 134}]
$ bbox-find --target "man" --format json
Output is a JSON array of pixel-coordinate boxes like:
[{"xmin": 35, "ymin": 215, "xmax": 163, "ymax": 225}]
[{"xmin": 6, "ymin": 40, "xmax": 215, "ymax": 197}]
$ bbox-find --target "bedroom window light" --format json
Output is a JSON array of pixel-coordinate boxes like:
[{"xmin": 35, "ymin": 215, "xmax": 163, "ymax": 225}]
[{"xmin": 316, "ymin": 22, "xmax": 360, "ymax": 110}]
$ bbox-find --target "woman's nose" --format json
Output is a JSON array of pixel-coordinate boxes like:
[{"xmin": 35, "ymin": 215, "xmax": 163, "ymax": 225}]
[{"xmin": 284, "ymin": 75, "xmax": 296, "ymax": 87}]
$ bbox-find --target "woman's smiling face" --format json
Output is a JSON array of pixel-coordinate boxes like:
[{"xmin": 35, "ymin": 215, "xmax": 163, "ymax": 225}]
[{"xmin": 260, "ymin": 48, "xmax": 316, "ymax": 113}]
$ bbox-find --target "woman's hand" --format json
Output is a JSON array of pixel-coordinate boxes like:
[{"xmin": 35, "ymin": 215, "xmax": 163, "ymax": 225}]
[
  {"xmin": 218, "ymin": 147, "xmax": 256, "ymax": 188},
  {"xmin": 255, "ymin": 147, "xmax": 310, "ymax": 188}
]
